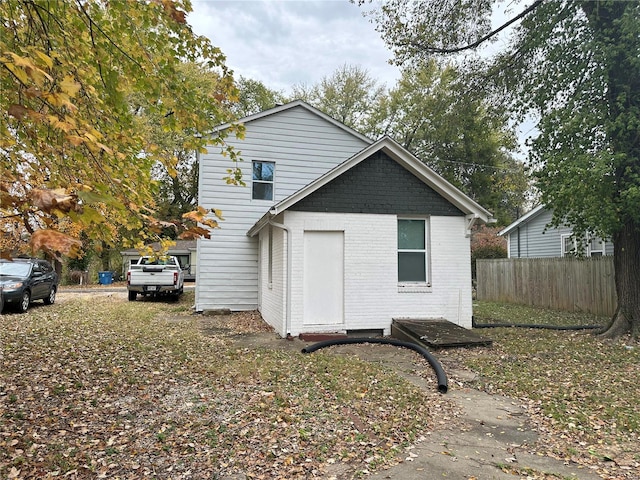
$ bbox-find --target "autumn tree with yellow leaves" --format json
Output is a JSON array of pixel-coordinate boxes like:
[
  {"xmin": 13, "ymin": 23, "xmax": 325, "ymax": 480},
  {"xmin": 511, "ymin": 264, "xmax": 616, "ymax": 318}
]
[{"xmin": 1, "ymin": 0, "xmax": 241, "ymax": 259}]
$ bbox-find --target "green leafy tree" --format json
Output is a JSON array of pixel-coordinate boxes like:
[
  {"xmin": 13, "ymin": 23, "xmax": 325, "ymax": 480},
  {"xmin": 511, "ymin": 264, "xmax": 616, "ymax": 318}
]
[
  {"xmin": 131, "ymin": 62, "xmax": 232, "ymax": 240},
  {"xmin": 152, "ymin": 150, "xmax": 199, "ymax": 239},
  {"xmin": 371, "ymin": 60, "xmax": 527, "ymax": 225},
  {"xmin": 150, "ymin": 74, "xmax": 283, "ymax": 235},
  {"xmin": 1, "ymin": 0, "xmax": 239, "ymax": 259},
  {"xmin": 291, "ymin": 64, "xmax": 386, "ymax": 134},
  {"xmin": 233, "ymin": 76, "xmax": 287, "ymax": 118},
  {"xmin": 360, "ymin": 0, "xmax": 640, "ymax": 337}
]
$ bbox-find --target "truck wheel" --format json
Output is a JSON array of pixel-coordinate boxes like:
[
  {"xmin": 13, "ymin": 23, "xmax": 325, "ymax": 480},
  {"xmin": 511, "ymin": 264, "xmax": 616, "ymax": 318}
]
[{"xmin": 128, "ymin": 291, "xmax": 137, "ymax": 301}]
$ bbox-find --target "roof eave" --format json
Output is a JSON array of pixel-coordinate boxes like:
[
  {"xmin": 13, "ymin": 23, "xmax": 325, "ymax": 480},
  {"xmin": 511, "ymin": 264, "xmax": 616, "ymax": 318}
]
[
  {"xmin": 247, "ymin": 211, "xmax": 274, "ymax": 237},
  {"xmin": 248, "ymin": 136, "xmax": 496, "ymax": 232},
  {"xmin": 498, "ymin": 204, "xmax": 545, "ymax": 236}
]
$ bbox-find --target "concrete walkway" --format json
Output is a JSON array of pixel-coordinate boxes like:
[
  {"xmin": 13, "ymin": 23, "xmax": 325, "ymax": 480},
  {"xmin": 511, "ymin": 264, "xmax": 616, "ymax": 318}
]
[{"xmin": 368, "ymin": 386, "xmax": 600, "ymax": 479}]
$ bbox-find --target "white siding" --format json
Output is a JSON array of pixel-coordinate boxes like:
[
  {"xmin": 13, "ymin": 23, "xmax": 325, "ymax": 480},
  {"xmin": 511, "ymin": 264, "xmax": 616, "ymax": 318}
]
[
  {"xmin": 258, "ymin": 225, "xmax": 286, "ymax": 334},
  {"xmin": 281, "ymin": 211, "xmax": 472, "ymax": 336},
  {"xmin": 605, "ymin": 242, "xmax": 615, "ymax": 256},
  {"xmin": 196, "ymin": 105, "xmax": 370, "ymax": 311}
]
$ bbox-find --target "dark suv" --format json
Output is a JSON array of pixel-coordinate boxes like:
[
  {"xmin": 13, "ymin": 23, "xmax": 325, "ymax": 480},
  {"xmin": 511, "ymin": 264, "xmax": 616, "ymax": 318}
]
[{"xmin": 0, "ymin": 258, "xmax": 59, "ymax": 313}]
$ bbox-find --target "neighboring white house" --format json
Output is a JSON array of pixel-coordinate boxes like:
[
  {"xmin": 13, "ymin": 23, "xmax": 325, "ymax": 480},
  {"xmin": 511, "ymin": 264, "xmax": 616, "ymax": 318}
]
[
  {"xmin": 196, "ymin": 101, "xmax": 494, "ymax": 337},
  {"xmin": 499, "ymin": 205, "xmax": 614, "ymax": 258}
]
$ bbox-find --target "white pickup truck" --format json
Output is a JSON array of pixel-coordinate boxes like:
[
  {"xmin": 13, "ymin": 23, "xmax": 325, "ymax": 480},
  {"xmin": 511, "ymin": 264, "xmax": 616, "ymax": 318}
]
[{"xmin": 127, "ymin": 256, "xmax": 184, "ymax": 301}]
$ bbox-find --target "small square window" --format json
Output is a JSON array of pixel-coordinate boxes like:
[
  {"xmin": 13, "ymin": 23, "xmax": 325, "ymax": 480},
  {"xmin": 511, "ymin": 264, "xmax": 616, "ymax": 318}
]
[{"xmin": 252, "ymin": 161, "xmax": 275, "ymax": 200}]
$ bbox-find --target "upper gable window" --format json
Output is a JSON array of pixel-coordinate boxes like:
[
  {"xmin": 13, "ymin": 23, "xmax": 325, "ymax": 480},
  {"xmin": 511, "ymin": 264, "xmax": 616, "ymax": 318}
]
[{"xmin": 252, "ymin": 161, "xmax": 275, "ymax": 201}]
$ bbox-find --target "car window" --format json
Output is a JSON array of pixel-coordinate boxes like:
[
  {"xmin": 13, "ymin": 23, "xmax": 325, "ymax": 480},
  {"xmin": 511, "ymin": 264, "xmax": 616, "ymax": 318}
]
[
  {"xmin": 0, "ymin": 262, "xmax": 32, "ymax": 276},
  {"xmin": 140, "ymin": 258, "xmax": 168, "ymax": 265}
]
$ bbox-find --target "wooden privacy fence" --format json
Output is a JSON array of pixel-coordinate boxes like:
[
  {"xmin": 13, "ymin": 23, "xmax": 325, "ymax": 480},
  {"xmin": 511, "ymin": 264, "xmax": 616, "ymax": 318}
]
[{"xmin": 476, "ymin": 257, "xmax": 617, "ymax": 316}]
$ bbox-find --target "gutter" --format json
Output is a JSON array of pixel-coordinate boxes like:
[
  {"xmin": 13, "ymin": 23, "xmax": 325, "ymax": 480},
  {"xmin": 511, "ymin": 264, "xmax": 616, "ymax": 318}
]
[{"xmin": 268, "ymin": 219, "xmax": 293, "ymax": 338}]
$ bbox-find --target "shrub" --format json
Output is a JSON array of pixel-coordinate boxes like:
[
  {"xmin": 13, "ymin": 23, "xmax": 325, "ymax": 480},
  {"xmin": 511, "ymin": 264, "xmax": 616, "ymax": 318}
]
[{"xmin": 471, "ymin": 225, "xmax": 507, "ymax": 280}]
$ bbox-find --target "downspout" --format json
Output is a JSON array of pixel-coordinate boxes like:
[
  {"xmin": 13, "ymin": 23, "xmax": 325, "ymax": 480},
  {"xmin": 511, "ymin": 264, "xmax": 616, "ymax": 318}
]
[
  {"xmin": 268, "ymin": 219, "xmax": 293, "ymax": 338},
  {"xmin": 195, "ymin": 149, "xmax": 203, "ymax": 312},
  {"xmin": 515, "ymin": 206, "xmax": 521, "ymax": 258}
]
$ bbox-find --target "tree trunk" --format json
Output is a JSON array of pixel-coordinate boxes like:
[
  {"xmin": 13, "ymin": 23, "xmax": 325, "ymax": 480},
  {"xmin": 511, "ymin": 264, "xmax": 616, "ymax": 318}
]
[
  {"xmin": 600, "ymin": 219, "xmax": 640, "ymax": 339},
  {"xmin": 586, "ymin": 1, "xmax": 640, "ymax": 340}
]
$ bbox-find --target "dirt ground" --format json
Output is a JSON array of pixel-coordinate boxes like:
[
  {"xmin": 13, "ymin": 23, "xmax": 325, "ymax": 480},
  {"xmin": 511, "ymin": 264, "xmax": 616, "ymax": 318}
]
[
  {"xmin": 55, "ymin": 290, "xmax": 603, "ymax": 479},
  {"xmin": 197, "ymin": 312, "xmax": 602, "ymax": 480}
]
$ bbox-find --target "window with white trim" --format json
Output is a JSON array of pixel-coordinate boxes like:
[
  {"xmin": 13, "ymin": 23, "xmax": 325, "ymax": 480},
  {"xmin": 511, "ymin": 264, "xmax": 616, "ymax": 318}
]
[
  {"xmin": 397, "ymin": 218, "xmax": 429, "ymax": 284},
  {"xmin": 561, "ymin": 234, "xmax": 577, "ymax": 257},
  {"xmin": 562, "ymin": 233, "xmax": 607, "ymax": 257},
  {"xmin": 252, "ymin": 161, "xmax": 275, "ymax": 200},
  {"xmin": 588, "ymin": 236, "xmax": 605, "ymax": 257}
]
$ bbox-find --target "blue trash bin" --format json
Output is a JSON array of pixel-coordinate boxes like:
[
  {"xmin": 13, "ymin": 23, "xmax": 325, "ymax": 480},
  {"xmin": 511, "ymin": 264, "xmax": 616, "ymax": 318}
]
[{"xmin": 98, "ymin": 271, "xmax": 113, "ymax": 285}]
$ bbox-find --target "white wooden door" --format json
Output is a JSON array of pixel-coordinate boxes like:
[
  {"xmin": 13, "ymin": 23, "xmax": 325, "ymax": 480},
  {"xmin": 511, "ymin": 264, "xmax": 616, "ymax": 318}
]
[{"xmin": 303, "ymin": 231, "xmax": 344, "ymax": 327}]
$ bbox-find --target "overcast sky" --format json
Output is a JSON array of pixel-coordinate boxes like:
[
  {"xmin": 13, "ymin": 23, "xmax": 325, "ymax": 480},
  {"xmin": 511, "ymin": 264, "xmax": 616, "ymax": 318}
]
[
  {"xmin": 188, "ymin": 0, "xmax": 400, "ymax": 94},
  {"xmin": 187, "ymin": 0, "xmax": 536, "ymax": 150}
]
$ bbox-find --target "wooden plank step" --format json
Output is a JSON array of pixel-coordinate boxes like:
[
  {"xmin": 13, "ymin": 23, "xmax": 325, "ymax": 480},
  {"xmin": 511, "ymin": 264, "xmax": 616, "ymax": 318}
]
[{"xmin": 392, "ymin": 318, "xmax": 492, "ymax": 348}]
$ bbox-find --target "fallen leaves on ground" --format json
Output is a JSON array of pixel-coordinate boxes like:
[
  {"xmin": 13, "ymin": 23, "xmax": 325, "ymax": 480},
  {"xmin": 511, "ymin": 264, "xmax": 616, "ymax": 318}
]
[
  {"xmin": 0, "ymin": 294, "xmax": 454, "ymax": 479},
  {"xmin": 3, "ymin": 295, "xmax": 637, "ymax": 479},
  {"xmin": 445, "ymin": 301, "xmax": 640, "ymax": 480}
]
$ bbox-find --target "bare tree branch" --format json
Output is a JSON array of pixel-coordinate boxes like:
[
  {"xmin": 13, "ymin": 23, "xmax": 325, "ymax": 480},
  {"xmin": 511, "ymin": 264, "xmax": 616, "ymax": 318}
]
[{"xmin": 405, "ymin": 0, "xmax": 544, "ymax": 54}]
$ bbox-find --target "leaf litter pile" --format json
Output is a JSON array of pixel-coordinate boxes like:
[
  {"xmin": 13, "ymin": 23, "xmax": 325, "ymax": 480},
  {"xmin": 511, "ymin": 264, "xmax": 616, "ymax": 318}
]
[{"xmin": 1, "ymin": 294, "xmax": 455, "ymax": 479}]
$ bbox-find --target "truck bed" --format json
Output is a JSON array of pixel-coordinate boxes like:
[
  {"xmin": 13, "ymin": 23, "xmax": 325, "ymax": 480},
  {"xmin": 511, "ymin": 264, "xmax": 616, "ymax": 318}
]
[{"xmin": 127, "ymin": 266, "xmax": 178, "ymax": 286}]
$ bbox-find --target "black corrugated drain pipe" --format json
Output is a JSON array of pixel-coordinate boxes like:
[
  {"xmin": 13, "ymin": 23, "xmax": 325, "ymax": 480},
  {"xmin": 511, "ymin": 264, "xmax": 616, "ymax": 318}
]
[
  {"xmin": 472, "ymin": 318, "xmax": 602, "ymax": 331},
  {"xmin": 301, "ymin": 337, "xmax": 448, "ymax": 394}
]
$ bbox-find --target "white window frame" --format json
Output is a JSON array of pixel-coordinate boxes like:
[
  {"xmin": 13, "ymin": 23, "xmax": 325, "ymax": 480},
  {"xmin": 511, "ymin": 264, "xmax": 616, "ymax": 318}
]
[
  {"xmin": 588, "ymin": 236, "xmax": 606, "ymax": 257},
  {"xmin": 561, "ymin": 234, "xmax": 577, "ymax": 257},
  {"xmin": 397, "ymin": 217, "xmax": 431, "ymax": 289},
  {"xmin": 562, "ymin": 233, "xmax": 607, "ymax": 257},
  {"xmin": 252, "ymin": 160, "xmax": 275, "ymax": 201}
]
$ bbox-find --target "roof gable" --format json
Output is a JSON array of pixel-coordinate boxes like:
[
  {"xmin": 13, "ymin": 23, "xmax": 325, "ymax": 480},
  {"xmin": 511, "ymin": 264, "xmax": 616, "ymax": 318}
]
[
  {"xmin": 498, "ymin": 204, "xmax": 546, "ymax": 236},
  {"xmin": 212, "ymin": 100, "xmax": 372, "ymax": 144},
  {"xmin": 289, "ymin": 150, "xmax": 464, "ymax": 216},
  {"xmin": 248, "ymin": 136, "xmax": 495, "ymax": 236}
]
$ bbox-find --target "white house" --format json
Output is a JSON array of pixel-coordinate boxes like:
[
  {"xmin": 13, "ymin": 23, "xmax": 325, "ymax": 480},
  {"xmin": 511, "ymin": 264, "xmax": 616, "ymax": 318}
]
[{"xmin": 196, "ymin": 101, "xmax": 494, "ymax": 338}]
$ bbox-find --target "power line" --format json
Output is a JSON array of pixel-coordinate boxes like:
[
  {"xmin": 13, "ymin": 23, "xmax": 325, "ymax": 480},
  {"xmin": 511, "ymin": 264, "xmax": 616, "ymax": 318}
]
[{"xmin": 423, "ymin": 156, "xmax": 527, "ymax": 172}]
